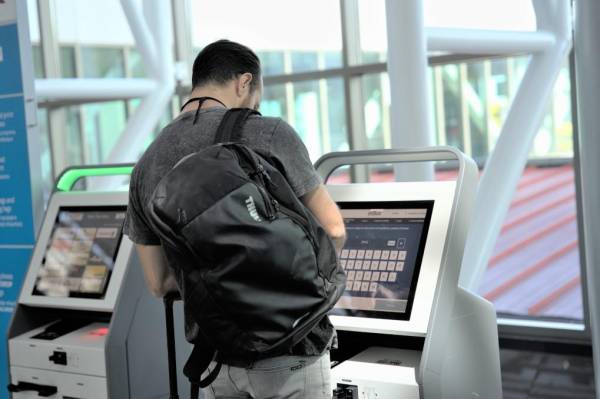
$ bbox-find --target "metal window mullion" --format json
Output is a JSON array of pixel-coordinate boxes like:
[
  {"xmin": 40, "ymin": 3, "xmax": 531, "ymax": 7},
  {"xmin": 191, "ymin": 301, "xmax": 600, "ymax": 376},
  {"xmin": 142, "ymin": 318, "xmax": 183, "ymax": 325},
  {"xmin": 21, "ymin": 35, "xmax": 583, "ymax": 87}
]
[
  {"xmin": 459, "ymin": 63, "xmax": 472, "ymax": 155},
  {"xmin": 172, "ymin": 0, "xmax": 193, "ymax": 85},
  {"xmin": 433, "ymin": 66, "xmax": 447, "ymax": 146},
  {"xmin": 569, "ymin": 47, "xmax": 591, "ymax": 338},
  {"xmin": 340, "ymin": 0, "xmax": 368, "ymax": 182}
]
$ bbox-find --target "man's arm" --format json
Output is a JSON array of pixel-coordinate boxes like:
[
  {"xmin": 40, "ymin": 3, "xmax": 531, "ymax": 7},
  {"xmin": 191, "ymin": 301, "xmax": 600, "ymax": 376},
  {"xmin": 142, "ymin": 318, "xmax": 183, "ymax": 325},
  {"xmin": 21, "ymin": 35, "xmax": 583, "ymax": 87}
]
[
  {"xmin": 301, "ymin": 184, "xmax": 346, "ymax": 251},
  {"xmin": 135, "ymin": 244, "xmax": 178, "ymax": 297}
]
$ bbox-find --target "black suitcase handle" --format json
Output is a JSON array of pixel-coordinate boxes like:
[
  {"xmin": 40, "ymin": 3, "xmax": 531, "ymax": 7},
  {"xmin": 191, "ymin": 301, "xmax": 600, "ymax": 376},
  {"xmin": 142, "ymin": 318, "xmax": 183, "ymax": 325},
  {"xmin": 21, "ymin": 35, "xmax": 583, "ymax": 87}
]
[{"xmin": 164, "ymin": 292, "xmax": 181, "ymax": 399}]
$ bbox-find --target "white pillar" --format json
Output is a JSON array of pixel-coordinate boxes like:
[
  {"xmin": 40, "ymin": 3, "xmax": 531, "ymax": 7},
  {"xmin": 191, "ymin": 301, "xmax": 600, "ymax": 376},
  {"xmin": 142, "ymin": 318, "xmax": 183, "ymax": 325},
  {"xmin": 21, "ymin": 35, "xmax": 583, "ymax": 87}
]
[{"xmin": 385, "ymin": 0, "xmax": 434, "ymax": 181}]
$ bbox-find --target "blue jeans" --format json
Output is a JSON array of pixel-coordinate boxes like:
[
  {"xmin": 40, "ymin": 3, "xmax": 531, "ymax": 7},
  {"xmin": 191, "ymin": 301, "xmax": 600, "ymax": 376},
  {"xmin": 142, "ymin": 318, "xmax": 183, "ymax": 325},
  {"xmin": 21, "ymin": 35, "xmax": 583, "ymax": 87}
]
[{"xmin": 202, "ymin": 351, "xmax": 331, "ymax": 399}]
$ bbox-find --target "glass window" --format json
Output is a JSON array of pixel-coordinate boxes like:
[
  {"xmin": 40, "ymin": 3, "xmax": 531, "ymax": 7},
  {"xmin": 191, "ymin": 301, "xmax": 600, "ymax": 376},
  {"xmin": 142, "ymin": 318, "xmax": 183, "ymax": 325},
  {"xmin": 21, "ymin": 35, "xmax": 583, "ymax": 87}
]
[
  {"xmin": 54, "ymin": 0, "xmax": 134, "ymax": 47},
  {"xmin": 27, "ymin": 0, "xmax": 41, "ymax": 43},
  {"xmin": 355, "ymin": 0, "xmax": 536, "ymax": 65},
  {"xmin": 127, "ymin": 48, "xmax": 146, "ymax": 78},
  {"xmin": 261, "ymin": 78, "xmax": 347, "ymax": 161},
  {"xmin": 362, "ymin": 73, "xmax": 391, "ymax": 150},
  {"xmin": 81, "ymin": 101, "xmax": 128, "ymax": 164},
  {"xmin": 65, "ymin": 106, "xmax": 84, "ymax": 165},
  {"xmin": 190, "ymin": 0, "xmax": 343, "ymax": 77},
  {"xmin": 59, "ymin": 46, "xmax": 77, "ymax": 78},
  {"xmin": 32, "ymin": 45, "xmax": 45, "ymax": 79},
  {"xmin": 424, "ymin": 0, "xmax": 536, "ymax": 31},
  {"xmin": 37, "ymin": 109, "xmax": 53, "ymax": 197},
  {"xmin": 357, "ymin": 0, "xmax": 387, "ymax": 64},
  {"xmin": 81, "ymin": 47, "xmax": 125, "ymax": 78}
]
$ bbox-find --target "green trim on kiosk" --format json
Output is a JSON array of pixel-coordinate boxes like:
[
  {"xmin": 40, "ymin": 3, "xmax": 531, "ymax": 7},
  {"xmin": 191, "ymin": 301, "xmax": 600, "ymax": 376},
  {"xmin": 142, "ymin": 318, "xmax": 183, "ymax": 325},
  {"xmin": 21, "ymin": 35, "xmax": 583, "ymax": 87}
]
[{"xmin": 55, "ymin": 165, "xmax": 135, "ymax": 192}]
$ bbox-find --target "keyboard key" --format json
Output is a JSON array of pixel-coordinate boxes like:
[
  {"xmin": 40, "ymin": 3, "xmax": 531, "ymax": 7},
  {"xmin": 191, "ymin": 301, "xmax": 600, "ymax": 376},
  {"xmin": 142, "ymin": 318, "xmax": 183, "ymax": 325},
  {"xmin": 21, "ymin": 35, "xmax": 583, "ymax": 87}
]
[
  {"xmin": 373, "ymin": 250, "xmax": 382, "ymax": 259},
  {"xmin": 379, "ymin": 261, "xmax": 388, "ymax": 271},
  {"xmin": 380, "ymin": 272, "xmax": 389, "ymax": 282},
  {"xmin": 381, "ymin": 250, "xmax": 390, "ymax": 260},
  {"xmin": 389, "ymin": 251, "xmax": 399, "ymax": 260},
  {"xmin": 387, "ymin": 261, "xmax": 396, "ymax": 271},
  {"xmin": 356, "ymin": 271, "xmax": 364, "ymax": 281},
  {"xmin": 388, "ymin": 272, "xmax": 397, "ymax": 282},
  {"xmin": 355, "ymin": 260, "xmax": 363, "ymax": 270},
  {"xmin": 346, "ymin": 280, "xmax": 353, "ymax": 290},
  {"xmin": 357, "ymin": 250, "xmax": 365, "ymax": 259},
  {"xmin": 341, "ymin": 259, "xmax": 347, "ymax": 268},
  {"xmin": 369, "ymin": 282, "xmax": 378, "ymax": 292},
  {"xmin": 365, "ymin": 250, "xmax": 374, "ymax": 259},
  {"xmin": 371, "ymin": 261, "xmax": 379, "ymax": 270},
  {"xmin": 353, "ymin": 281, "xmax": 362, "ymax": 291},
  {"xmin": 398, "ymin": 251, "xmax": 407, "ymax": 260},
  {"xmin": 347, "ymin": 260, "xmax": 355, "ymax": 270},
  {"xmin": 349, "ymin": 249, "xmax": 358, "ymax": 259},
  {"xmin": 361, "ymin": 281, "xmax": 370, "ymax": 292},
  {"xmin": 363, "ymin": 260, "xmax": 371, "ymax": 270},
  {"xmin": 372, "ymin": 272, "xmax": 380, "ymax": 281},
  {"xmin": 364, "ymin": 271, "xmax": 372, "ymax": 281},
  {"xmin": 347, "ymin": 271, "xmax": 355, "ymax": 280},
  {"xmin": 341, "ymin": 249, "xmax": 349, "ymax": 258},
  {"xmin": 396, "ymin": 262, "xmax": 404, "ymax": 271}
]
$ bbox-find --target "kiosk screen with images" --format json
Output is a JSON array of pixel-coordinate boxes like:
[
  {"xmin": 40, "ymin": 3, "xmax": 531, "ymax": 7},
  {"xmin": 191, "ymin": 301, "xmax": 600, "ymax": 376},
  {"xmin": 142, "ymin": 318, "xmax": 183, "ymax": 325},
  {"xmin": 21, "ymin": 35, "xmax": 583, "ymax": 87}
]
[
  {"xmin": 332, "ymin": 201, "xmax": 434, "ymax": 320},
  {"xmin": 33, "ymin": 206, "xmax": 126, "ymax": 299}
]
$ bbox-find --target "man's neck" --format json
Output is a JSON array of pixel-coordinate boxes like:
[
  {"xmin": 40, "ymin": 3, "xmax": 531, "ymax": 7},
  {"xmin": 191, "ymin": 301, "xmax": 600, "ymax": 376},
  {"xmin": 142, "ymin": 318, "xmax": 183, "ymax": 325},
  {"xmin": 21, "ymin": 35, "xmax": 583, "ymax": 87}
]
[{"xmin": 181, "ymin": 88, "xmax": 232, "ymax": 115}]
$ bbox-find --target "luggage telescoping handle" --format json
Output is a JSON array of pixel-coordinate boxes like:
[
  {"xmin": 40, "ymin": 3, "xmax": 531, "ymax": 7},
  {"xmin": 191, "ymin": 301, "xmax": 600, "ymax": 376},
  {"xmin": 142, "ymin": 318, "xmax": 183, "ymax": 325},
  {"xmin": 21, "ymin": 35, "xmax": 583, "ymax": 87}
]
[
  {"xmin": 164, "ymin": 292, "xmax": 182, "ymax": 399},
  {"xmin": 54, "ymin": 163, "xmax": 135, "ymax": 192}
]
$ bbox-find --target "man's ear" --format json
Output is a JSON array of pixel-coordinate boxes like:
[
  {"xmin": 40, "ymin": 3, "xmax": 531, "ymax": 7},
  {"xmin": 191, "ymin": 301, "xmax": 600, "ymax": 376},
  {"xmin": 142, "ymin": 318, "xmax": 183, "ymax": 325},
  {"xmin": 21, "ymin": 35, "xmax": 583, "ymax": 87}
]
[{"xmin": 236, "ymin": 73, "xmax": 254, "ymax": 97}]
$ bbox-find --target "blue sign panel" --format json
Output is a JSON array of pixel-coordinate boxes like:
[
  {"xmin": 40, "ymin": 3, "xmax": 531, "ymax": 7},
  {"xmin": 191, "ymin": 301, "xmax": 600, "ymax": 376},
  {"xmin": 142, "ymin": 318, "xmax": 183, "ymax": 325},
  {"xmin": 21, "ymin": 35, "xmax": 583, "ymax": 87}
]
[
  {"xmin": 0, "ymin": 248, "xmax": 33, "ymax": 397},
  {"xmin": 0, "ymin": 24, "xmax": 23, "ymax": 96},
  {"xmin": 0, "ymin": 5, "xmax": 38, "ymax": 397},
  {"xmin": 0, "ymin": 96, "xmax": 34, "ymax": 245}
]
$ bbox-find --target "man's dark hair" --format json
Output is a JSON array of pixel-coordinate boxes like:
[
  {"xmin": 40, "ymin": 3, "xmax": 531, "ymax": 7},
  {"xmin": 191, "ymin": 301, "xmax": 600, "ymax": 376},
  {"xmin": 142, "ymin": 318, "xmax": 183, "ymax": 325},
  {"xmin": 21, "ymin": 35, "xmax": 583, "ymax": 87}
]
[{"xmin": 192, "ymin": 39, "xmax": 261, "ymax": 90}]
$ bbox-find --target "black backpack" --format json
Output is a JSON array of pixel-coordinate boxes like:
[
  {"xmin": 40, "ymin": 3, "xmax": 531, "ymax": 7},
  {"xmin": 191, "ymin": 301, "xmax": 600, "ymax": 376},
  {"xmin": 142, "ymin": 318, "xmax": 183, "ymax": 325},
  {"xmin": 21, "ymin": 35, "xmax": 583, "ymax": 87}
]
[{"xmin": 147, "ymin": 105, "xmax": 346, "ymax": 393}]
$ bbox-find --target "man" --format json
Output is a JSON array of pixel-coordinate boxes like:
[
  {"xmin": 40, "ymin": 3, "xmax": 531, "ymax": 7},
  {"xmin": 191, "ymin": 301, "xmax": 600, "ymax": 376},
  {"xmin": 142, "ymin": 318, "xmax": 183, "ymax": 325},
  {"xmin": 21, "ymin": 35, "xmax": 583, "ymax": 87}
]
[{"xmin": 124, "ymin": 39, "xmax": 346, "ymax": 399}]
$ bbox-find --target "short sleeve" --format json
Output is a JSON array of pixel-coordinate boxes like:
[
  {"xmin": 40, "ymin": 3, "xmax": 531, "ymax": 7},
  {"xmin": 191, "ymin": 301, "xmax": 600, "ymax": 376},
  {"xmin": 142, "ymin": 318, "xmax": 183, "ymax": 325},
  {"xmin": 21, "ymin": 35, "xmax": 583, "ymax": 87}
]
[
  {"xmin": 123, "ymin": 167, "xmax": 161, "ymax": 245},
  {"xmin": 268, "ymin": 119, "xmax": 321, "ymax": 198}
]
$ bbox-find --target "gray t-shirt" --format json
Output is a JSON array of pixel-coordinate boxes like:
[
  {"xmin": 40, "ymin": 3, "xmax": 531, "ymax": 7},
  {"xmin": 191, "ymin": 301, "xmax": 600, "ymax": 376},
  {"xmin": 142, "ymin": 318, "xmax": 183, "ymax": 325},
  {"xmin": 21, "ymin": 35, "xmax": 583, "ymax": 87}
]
[
  {"xmin": 125, "ymin": 107, "xmax": 321, "ymax": 246},
  {"xmin": 124, "ymin": 107, "xmax": 334, "ymax": 362}
]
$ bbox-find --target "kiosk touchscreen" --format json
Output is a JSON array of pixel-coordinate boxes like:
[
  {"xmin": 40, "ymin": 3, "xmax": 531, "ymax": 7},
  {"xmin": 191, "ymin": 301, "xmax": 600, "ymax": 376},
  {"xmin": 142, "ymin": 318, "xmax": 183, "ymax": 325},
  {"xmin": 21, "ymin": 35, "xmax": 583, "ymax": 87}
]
[
  {"xmin": 327, "ymin": 182, "xmax": 455, "ymax": 338},
  {"xmin": 333, "ymin": 202, "xmax": 433, "ymax": 320},
  {"xmin": 7, "ymin": 191, "xmax": 188, "ymax": 399},
  {"xmin": 33, "ymin": 207, "xmax": 125, "ymax": 299}
]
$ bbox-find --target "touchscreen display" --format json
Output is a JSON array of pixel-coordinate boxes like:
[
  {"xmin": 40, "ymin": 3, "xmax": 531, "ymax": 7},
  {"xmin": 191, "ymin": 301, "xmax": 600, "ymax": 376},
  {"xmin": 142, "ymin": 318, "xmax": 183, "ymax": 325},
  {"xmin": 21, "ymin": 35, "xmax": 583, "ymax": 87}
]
[
  {"xmin": 33, "ymin": 207, "xmax": 126, "ymax": 299},
  {"xmin": 331, "ymin": 201, "xmax": 433, "ymax": 320}
]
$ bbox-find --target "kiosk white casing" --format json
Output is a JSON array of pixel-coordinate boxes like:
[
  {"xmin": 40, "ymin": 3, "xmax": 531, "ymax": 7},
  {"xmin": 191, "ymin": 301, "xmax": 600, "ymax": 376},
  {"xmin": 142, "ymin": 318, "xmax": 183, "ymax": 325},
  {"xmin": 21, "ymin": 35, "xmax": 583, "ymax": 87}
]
[
  {"xmin": 7, "ymin": 190, "xmax": 189, "ymax": 398},
  {"xmin": 316, "ymin": 148, "xmax": 502, "ymax": 399}
]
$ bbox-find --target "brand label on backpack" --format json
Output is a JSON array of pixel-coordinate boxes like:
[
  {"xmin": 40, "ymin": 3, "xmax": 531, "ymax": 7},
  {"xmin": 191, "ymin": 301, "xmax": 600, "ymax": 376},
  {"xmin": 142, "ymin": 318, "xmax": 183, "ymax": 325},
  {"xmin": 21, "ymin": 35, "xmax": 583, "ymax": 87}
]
[{"xmin": 245, "ymin": 196, "xmax": 262, "ymax": 222}]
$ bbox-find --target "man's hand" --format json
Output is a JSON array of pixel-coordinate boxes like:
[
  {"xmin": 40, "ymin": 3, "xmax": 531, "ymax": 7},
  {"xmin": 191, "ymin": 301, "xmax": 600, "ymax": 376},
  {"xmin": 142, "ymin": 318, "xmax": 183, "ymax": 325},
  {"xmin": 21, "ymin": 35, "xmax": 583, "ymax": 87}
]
[
  {"xmin": 135, "ymin": 244, "xmax": 178, "ymax": 297},
  {"xmin": 301, "ymin": 184, "xmax": 346, "ymax": 251}
]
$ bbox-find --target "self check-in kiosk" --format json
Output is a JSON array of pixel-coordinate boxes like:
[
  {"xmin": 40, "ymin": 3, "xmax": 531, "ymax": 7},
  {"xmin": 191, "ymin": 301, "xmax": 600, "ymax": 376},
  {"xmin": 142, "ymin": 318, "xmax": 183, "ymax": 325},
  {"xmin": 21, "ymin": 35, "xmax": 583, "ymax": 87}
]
[
  {"xmin": 6, "ymin": 167, "xmax": 189, "ymax": 398},
  {"xmin": 317, "ymin": 148, "xmax": 503, "ymax": 399}
]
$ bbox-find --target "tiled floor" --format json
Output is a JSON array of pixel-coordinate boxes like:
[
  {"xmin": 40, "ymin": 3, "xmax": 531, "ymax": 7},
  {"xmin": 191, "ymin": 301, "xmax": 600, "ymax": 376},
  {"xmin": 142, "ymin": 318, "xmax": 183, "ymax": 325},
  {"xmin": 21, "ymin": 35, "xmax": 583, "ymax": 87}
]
[{"xmin": 501, "ymin": 349, "xmax": 595, "ymax": 398}]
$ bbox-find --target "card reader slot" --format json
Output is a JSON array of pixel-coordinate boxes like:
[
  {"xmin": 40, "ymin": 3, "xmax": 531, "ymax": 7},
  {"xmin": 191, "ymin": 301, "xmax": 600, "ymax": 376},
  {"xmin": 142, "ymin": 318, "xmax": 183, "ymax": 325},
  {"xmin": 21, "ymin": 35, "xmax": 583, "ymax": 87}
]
[
  {"xmin": 7, "ymin": 381, "xmax": 58, "ymax": 397},
  {"xmin": 31, "ymin": 319, "xmax": 91, "ymax": 340}
]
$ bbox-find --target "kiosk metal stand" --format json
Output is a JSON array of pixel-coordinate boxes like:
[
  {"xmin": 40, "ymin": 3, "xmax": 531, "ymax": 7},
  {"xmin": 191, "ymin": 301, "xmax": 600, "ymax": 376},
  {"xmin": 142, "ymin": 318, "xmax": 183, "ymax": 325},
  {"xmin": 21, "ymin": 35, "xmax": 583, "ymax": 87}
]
[{"xmin": 316, "ymin": 148, "xmax": 502, "ymax": 399}]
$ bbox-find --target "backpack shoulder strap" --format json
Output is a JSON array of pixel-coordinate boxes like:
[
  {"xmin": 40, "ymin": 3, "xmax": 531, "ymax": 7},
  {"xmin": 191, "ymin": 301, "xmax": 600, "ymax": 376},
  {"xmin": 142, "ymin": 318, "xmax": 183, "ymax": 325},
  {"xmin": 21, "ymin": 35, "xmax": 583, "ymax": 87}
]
[{"xmin": 213, "ymin": 108, "xmax": 261, "ymax": 144}]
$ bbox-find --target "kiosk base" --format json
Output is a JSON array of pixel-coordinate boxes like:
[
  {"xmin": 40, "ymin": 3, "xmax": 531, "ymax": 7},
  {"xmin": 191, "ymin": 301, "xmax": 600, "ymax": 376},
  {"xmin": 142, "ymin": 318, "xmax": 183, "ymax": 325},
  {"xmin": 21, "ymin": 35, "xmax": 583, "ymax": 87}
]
[{"xmin": 332, "ymin": 347, "xmax": 421, "ymax": 399}]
